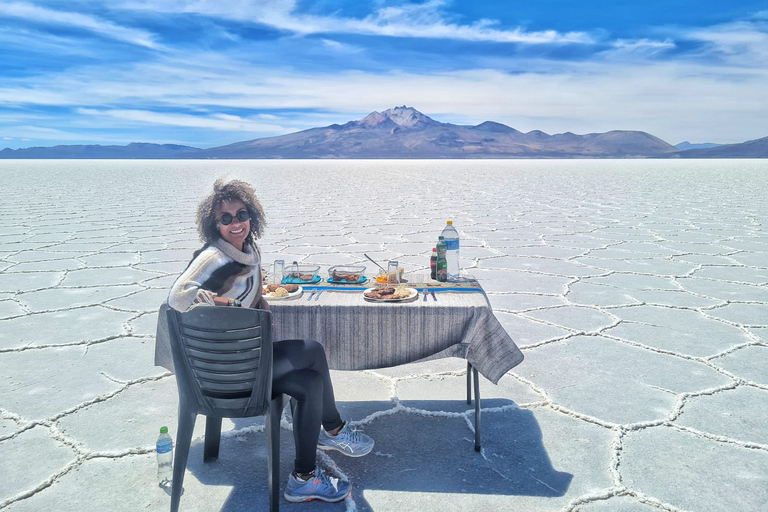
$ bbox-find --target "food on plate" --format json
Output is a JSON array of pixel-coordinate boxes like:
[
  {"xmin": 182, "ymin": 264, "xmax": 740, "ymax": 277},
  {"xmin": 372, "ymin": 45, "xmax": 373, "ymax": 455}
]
[
  {"xmin": 271, "ymin": 287, "xmax": 289, "ymax": 297},
  {"xmin": 364, "ymin": 287, "xmax": 396, "ymax": 299},
  {"xmin": 265, "ymin": 283, "xmax": 299, "ymax": 293},
  {"xmin": 263, "ymin": 284, "xmax": 298, "ymax": 297},
  {"xmin": 364, "ymin": 285, "xmax": 414, "ymax": 300},
  {"xmin": 393, "ymin": 287, "xmax": 412, "ymax": 298}
]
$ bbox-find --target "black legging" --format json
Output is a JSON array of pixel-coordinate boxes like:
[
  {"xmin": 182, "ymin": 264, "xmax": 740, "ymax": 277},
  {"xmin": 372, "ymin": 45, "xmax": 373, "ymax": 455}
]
[{"xmin": 271, "ymin": 339, "xmax": 344, "ymax": 474}]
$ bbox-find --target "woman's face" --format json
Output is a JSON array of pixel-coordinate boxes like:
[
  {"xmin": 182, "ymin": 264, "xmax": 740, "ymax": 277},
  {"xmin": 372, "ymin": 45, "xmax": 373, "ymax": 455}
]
[{"xmin": 215, "ymin": 199, "xmax": 250, "ymax": 251}]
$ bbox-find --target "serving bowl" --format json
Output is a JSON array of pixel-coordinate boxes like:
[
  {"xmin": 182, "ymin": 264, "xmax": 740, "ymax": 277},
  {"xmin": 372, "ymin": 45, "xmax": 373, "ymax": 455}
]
[
  {"xmin": 328, "ymin": 265, "xmax": 366, "ymax": 283},
  {"xmin": 282, "ymin": 264, "xmax": 321, "ymax": 283}
]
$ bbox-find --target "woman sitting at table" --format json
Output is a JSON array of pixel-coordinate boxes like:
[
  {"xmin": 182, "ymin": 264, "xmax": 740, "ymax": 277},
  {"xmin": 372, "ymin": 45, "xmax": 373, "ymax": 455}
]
[{"xmin": 168, "ymin": 178, "xmax": 373, "ymax": 504}]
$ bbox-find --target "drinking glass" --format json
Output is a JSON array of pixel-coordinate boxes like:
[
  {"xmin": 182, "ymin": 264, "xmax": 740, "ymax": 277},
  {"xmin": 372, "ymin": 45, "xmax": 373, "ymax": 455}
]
[
  {"xmin": 387, "ymin": 260, "xmax": 400, "ymax": 286},
  {"xmin": 273, "ymin": 260, "xmax": 284, "ymax": 284}
]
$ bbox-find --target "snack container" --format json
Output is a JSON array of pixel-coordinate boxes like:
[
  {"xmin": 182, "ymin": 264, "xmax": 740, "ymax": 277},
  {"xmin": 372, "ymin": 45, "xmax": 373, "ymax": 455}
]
[
  {"xmin": 282, "ymin": 264, "xmax": 321, "ymax": 283},
  {"xmin": 375, "ymin": 266, "xmax": 405, "ymax": 284},
  {"xmin": 328, "ymin": 265, "xmax": 366, "ymax": 283}
]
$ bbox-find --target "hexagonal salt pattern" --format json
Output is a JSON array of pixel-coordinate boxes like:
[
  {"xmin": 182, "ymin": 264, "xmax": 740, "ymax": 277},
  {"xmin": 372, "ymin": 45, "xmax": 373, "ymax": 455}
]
[
  {"xmin": 0, "ymin": 306, "xmax": 136, "ymax": 349},
  {"xmin": 2, "ymin": 159, "xmax": 768, "ymax": 511},
  {"xmin": 513, "ymin": 335, "xmax": 732, "ymax": 425},
  {"xmin": 621, "ymin": 426, "xmax": 768, "ymax": 511},
  {"xmin": 0, "ymin": 426, "xmax": 77, "ymax": 501},
  {"xmin": 573, "ymin": 495, "xmax": 662, "ymax": 511},
  {"xmin": 711, "ymin": 345, "xmax": 768, "ymax": 385},
  {"xmin": 675, "ymin": 386, "xmax": 768, "ymax": 445},
  {"xmin": 604, "ymin": 305, "xmax": 753, "ymax": 357}
]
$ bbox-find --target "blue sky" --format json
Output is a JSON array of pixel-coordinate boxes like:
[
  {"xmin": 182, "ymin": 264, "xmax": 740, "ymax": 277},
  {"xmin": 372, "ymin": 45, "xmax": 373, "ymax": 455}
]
[{"xmin": 1, "ymin": 0, "xmax": 767, "ymax": 149}]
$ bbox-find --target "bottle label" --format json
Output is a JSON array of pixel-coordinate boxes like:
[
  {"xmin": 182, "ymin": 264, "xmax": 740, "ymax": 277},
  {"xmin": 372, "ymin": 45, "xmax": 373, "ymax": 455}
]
[
  {"xmin": 157, "ymin": 442, "xmax": 173, "ymax": 454},
  {"xmin": 444, "ymin": 240, "xmax": 459, "ymax": 251}
]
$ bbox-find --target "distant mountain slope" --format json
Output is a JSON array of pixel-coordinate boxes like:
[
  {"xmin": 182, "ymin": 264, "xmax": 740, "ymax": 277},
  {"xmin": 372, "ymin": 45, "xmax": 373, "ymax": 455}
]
[
  {"xmin": 0, "ymin": 142, "xmax": 200, "ymax": 159},
  {"xmin": 2, "ymin": 107, "xmax": 765, "ymax": 158},
  {"xmin": 676, "ymin": 136, "xmax": 768, "ymax": 158},
  {"xmin": 675, "ymin": 141, "xmax": 722, "ymax": 151},
  {"xmin": 197, "ymin": 106, "xmax": 678, "ymax": 159}
]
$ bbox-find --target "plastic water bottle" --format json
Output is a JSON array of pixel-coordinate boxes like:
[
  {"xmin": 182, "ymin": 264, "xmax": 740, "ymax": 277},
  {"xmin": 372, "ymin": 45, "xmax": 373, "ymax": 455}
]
[
  {"xmin": 441, "ymin": 220, "xmax": 460, "ymax": 281},
  {"xmin": 156, "ymin": 426, "xmax": 173, "ymax": 489}
]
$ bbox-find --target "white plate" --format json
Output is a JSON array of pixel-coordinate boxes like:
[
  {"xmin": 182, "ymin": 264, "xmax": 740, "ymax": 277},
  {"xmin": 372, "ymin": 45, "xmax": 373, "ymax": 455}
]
[
  {"xmin": 363, "ymin": 287, "xmax": 419, "ymax": 303},
  {"xmin": 262, "ymin": 285, "xmax": 303, "ymax": 300}
]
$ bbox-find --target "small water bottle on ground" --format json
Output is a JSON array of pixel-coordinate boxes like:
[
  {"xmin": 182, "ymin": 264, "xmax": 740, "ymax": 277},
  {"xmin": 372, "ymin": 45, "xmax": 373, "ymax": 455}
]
[
  {"xmin": 441, "ymin": 220, "xmax": 460, "ymax": 281},
  {"xmin": 156, "ymin": 426, "xmax": 173, "ymax": 489}
]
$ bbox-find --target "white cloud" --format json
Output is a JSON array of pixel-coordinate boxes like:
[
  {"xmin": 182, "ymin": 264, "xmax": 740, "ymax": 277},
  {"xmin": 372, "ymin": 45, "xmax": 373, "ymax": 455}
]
[
  {"xmin": 0, "ymin": 1, "xmax": 159, "ymax": 47},
  {"xmin": 686, "ymin": 21, "xmax": 768, "ymax": 65},
  {"xmin": 2, "ymin": 48, "xmax": 766, "ymax": 143},
  {"xmin": 612, "ymin": 38, "xmax": 675, "ymax": 51},
  {"xmin": 0, "ymin": 27, "xmax": 102, "ymax": 57},
  {"xmin": 2, "ymin": 4, "xmax": 767, "ymax": 145},
  {"xmin": 77, "ymin": 108, "xmax": 287, "ymax": 133},
  {"xmin": 3, "ymin": 124, "xmax": 100, "ymax": 142},
  {"xmin": 117, "ymin": 0, "xmax": 592, "ymax": 44},
  {"xmin": 321, "ymin": 39, "xmax": 364, "ymax": 53}
]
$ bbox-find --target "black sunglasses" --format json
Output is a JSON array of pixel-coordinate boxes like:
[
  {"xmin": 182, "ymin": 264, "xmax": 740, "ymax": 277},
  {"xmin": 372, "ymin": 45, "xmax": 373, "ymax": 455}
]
[{"xmin": 218, "ymin": 210, "xmax": 250, "ymax": 225}]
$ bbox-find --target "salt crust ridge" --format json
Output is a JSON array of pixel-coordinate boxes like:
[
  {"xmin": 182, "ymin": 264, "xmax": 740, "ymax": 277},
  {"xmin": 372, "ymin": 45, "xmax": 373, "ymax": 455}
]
[{"xmin": 1, "ymin": 160, "xmax": 767, "ymax": 511}]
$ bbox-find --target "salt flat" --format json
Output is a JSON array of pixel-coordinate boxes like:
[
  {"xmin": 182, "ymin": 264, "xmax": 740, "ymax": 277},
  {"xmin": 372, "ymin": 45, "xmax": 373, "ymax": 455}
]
[{"xmin": 1, "ymin": 159, "xmax": 767, "ymax": 512}]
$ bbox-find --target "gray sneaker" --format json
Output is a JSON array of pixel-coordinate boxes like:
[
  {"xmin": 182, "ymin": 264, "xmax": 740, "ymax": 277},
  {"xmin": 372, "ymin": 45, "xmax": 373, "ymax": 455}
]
[
  {"xmin": 317, "ymin": 422, "xmax": 374, "ymax": 457},
  {"xmin": 284, "ymin": 466, "xmax": 351, "ymax": 503}
]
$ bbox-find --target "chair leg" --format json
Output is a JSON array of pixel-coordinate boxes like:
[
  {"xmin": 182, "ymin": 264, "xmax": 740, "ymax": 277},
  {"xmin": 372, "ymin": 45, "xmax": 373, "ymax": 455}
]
[
  {"xmin": 204, "ymin": 416, "xmax": 223, "ymax": 462},
  {"xmin": 171, "ymin": 409, "xmax": 197, "ymax": 512},
  {"xmin": 466, "ymin": 361, "xmax": 472, "ymax": 404},
  {"xmin": 267, "ymin": 396, "xmax": 283, "ymax": 512},
  {"xmin": 473, "ymin": 366, "xmax": 481, "ymax": 452}
]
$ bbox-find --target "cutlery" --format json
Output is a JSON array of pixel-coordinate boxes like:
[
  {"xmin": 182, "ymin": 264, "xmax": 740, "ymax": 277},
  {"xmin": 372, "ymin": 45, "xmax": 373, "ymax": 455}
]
[
  {"xmin": 307, "ymin": 290, "xmax": 315, "ymax": 301},
  {"xmin": 363, "ymin": 253, "xmax": 387, "ymax": 272},
  {"xmin": 430, "ymin": 290, "xmax": 437, "ymax": 301},
  {"xmin": 314, "ymin": 289, "xmax": 323, "ymax": 301}
]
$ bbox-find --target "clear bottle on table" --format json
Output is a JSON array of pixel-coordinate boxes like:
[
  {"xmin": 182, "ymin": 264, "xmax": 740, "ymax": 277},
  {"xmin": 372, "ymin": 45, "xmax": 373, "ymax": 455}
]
[
  {"xmin": 441, "ymin": 220, "xmax": 460, "ymax": 281},
  {"xmin": 156, "ymin": 426, "xmax": 173, "ymax": 489},
  {"xmin": 436, "ymin": 236, "xmax": 448, "ymax": 282},
  {"xmin": 387, "ymin": 260, "xmax": 400, "ymax": 286},
  {"xmin": 273, "ymin": 260, "xmax": 284, "ymax": 284}
]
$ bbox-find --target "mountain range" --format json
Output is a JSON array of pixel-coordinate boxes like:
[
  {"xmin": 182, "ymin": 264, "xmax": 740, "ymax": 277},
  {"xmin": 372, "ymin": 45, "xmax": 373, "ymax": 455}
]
[{"xmin": 2, "ymin": 106, "xmax": 765, "ymax": 159}]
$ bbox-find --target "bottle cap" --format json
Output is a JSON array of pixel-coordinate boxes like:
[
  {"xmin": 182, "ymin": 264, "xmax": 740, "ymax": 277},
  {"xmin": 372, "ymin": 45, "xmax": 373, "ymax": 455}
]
[
  {"xmin": 438, "ymin": 236, "xmax": 444, "ymax": 240},
  {"xmin": 447, "ymin": 220, "xmax": 453, "ymax": 225},
  {"xmin": 432, "ymin": 247, "xmax": 436, "ymax": 252},
  {"xmin": 160, "ymin": 426, "xmax": 168, "ymax": 434}
]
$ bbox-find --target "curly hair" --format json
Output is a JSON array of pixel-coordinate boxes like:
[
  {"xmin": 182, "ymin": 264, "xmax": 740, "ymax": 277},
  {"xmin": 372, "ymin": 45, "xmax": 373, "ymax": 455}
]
[{"xmin": 196, "ymin": 179, "xmax": 266, "ymax": 246}]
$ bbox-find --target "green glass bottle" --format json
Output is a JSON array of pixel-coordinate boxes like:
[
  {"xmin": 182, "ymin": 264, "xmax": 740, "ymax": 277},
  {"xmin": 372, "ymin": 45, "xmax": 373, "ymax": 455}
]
[{"xmin": 436, "ymin": 236, "xmax": 448, "ymax": 282}]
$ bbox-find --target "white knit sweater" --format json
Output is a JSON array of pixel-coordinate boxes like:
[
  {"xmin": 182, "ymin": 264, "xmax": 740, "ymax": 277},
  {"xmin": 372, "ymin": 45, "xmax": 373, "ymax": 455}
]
[{"xmin": 168, "ymin": 239, "xmax": 262, "ymax": 312}]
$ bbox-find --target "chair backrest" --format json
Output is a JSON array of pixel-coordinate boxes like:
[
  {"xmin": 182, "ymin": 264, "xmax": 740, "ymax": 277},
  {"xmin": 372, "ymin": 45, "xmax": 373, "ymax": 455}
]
[{"xmin": 166, "ymin": 305, "xmax": 273, "ymax": 418}]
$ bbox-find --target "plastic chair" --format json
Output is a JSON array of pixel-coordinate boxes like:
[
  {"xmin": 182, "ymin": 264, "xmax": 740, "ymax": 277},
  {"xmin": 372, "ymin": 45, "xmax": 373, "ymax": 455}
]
[{"xmin": 165, "ymin": 304, "xmax": 283, "ymax": 512}]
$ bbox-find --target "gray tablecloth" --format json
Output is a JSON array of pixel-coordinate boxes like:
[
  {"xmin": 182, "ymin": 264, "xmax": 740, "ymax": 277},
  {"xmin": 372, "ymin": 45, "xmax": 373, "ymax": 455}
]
[{"xmin": 155, "ymin": 289, "xmax": 523, "ymax": 385}]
